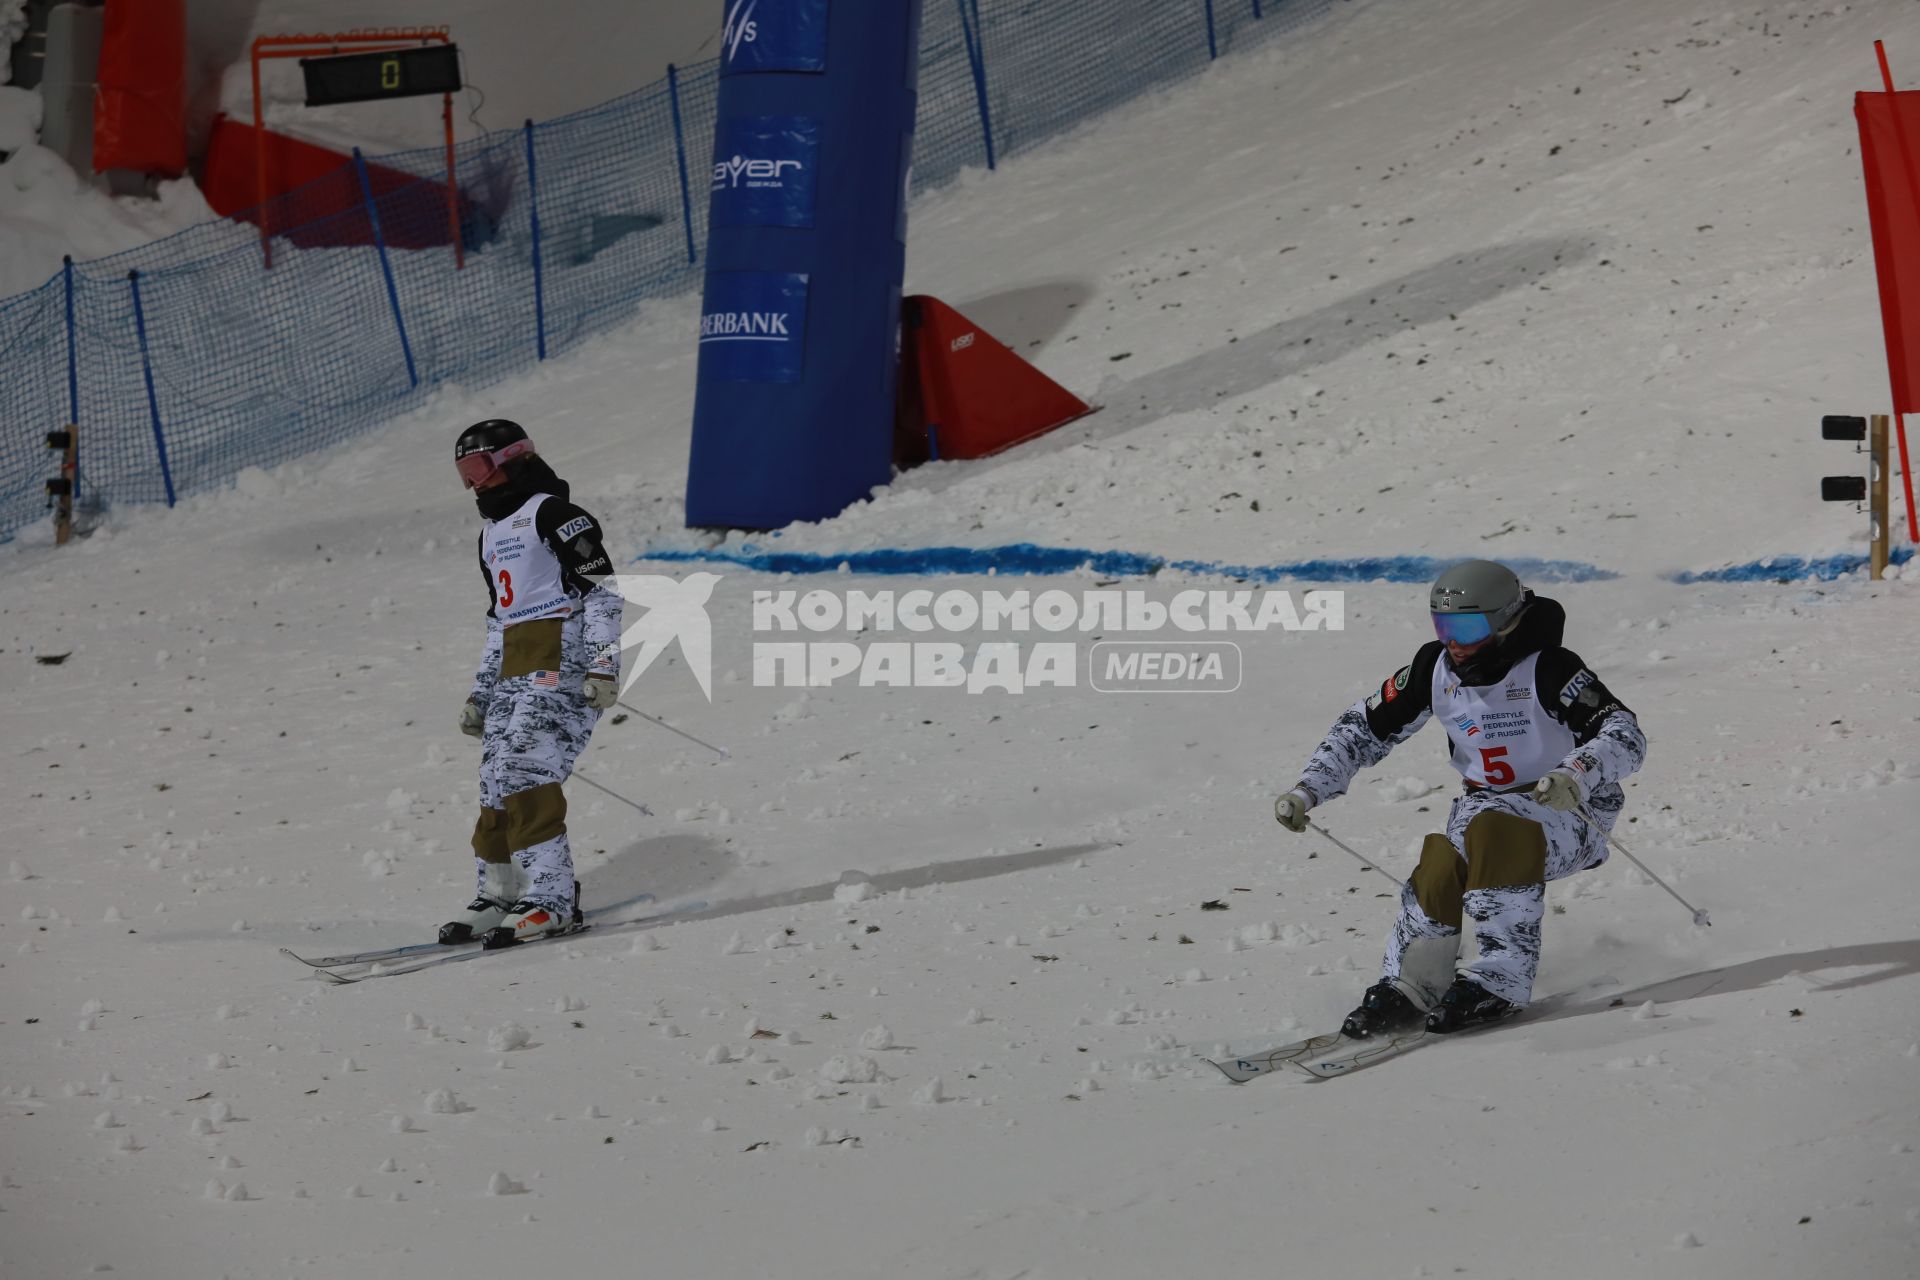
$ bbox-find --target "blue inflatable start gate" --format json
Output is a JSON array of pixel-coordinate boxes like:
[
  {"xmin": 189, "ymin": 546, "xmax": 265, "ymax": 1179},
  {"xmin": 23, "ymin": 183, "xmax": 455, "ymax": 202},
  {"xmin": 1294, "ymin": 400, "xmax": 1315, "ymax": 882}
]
[{"xmin": 684, "ymin": 0, "xmax": 926, "ymax": 530}]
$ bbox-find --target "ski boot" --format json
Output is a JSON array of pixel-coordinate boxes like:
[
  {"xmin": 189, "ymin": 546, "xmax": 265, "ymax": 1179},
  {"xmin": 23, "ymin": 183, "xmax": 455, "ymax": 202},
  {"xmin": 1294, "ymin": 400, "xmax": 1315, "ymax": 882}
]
[
  {"xmin": 1341, "ymin": 980, "xmax": 1425, "ymax": 1039},
  {"xmin": 1424, "ymin": 977, "xmax": 1517, "ymax": 1034},
  {"xmin": 439, "ymin": 861, "xmax": 521, "ymax": 945},
  {"xmin": 482, "ymin": 882, "xmax": 584, "ymax": 950}
]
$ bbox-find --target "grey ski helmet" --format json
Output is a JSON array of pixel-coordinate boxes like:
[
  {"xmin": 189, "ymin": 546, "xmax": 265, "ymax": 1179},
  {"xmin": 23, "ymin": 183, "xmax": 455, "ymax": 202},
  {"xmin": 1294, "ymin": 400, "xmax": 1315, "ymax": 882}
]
[{"xmin": 1429, "ymin": 559, "xmax": 1525, "ymax": 648}]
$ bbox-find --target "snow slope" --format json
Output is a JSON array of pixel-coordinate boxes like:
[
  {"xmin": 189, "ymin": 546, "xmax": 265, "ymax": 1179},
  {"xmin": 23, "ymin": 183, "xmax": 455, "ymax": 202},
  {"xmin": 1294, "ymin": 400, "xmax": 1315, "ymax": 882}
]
[{"xmin": 3, "ymin": 2, "xmax": 1918, "ymax": 1278}]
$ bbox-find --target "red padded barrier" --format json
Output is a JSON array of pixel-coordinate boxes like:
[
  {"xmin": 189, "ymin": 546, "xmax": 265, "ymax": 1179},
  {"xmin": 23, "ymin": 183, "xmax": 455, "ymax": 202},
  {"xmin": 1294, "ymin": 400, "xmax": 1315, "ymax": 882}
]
[
  {"xmin": 201, "ymin": 116, "xmax": 465, "ymax": 251},
  {"xmin": 93, "ymin": 0, "xmax": 188, "ymax": 175},
  {"xmin": 896, "ymin": 295, "xmax": 1092, "ymax": 465}
]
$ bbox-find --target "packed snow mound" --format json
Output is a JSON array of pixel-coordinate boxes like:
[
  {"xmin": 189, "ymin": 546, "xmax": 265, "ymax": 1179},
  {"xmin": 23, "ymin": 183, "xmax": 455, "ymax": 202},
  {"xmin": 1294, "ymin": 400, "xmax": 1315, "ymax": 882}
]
[{"xmin": 0, "ymin": 143, "xmax": 216, "ymax": 296}]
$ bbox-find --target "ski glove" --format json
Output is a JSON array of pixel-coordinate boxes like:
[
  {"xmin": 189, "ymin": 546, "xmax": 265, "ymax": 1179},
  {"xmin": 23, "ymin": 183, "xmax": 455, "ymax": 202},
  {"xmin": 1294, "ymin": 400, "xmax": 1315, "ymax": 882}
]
[
  {"xmin": 1273, "ymin": 789, "xmax": 1314, "ymax": 832},
  {"xmin": 583, "ymin": 674, "xmax": 618, "ymax": 711},
  {"xmin": 459, "ymin": 697, "xmax": 486, "ymax": 739},
  {"xmin": 1531, "ymin": 770, "xmax": 1584, "ymax": 812}
]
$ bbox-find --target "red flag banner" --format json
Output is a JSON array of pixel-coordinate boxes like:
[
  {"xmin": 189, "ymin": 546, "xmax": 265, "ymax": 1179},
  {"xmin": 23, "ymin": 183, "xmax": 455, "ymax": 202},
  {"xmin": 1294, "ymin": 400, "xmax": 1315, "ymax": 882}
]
[
  {"xmin": 1854, "ymin": 85, "xmax": 1920, "ymax": 538},
  {"xmin": 1856, "ymin": 91, "xmax": 1920, "ymax": 410}
]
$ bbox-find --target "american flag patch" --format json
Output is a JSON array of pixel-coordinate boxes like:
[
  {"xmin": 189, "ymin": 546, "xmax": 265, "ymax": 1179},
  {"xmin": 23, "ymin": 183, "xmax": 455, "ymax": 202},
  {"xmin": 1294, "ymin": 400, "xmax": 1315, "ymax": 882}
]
[{"xmin": 530, "ymin": 670, "xmax": 559, "ymax": 688}]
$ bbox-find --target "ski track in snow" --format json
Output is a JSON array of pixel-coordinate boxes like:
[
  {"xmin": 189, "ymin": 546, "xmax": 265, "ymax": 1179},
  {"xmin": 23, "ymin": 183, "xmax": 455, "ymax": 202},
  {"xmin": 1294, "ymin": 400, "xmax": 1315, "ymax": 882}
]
[{"xmin": 3, "ymin": 1, "xmax": 1919, "ymax": 1278}]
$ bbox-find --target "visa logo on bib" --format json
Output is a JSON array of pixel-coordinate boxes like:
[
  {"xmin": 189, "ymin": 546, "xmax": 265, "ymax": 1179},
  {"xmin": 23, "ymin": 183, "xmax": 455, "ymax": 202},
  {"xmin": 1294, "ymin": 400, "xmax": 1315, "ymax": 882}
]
[
  {"xmin": 710, "ymin": 117, "xmax": 821, "ymax": 228},
  {"xmin": 699, "ymin": 272, "xmax": 810, "ymax": 383},
  {"xmin": 721, "ymin": 0, "xmax": 831, "ymax": 76}
]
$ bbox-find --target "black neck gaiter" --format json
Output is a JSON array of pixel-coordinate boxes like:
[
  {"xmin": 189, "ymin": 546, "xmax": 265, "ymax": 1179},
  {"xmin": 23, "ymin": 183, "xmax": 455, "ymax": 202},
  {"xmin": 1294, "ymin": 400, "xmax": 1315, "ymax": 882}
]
[{"xmin": 473, "ymin": 457, "xmax": 569, "ymax": 521}]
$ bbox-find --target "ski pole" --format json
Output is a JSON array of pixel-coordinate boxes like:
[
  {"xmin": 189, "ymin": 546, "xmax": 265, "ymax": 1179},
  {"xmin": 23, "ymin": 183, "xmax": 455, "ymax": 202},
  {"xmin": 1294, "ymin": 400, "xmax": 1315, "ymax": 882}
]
[
  {"xmin": 572, "ymin": 767, "xmax": 653, "ymax": 816},
  {"xmin": 1306, "ymin": 820, "xmax": 1391, "ymax": 877},
  {"xmin": 1576, "ymin": 809, "xmax": 1710, "ymax": 926},
  {"xmin": 616, "ymin": 698, "xmax": 730, "ymax": 759}
]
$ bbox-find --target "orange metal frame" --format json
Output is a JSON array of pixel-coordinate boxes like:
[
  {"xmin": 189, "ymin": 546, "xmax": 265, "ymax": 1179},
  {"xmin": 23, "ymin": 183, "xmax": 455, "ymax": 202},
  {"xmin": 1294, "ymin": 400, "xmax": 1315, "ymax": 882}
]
[{"xmin": 248, "ymin": 28, "xmax": 462, "ymax": 270}]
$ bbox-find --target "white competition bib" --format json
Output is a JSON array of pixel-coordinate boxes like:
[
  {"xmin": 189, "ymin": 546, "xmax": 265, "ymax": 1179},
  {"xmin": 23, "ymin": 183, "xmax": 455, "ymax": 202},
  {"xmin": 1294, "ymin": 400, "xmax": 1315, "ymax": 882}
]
[
  {"xmin": 482, "ymin": 494, "xmax": 573, "ymax": 624},
  {"xmin": 1430, "ymin": 651, "xmax": 1575, "ymax": 788}
]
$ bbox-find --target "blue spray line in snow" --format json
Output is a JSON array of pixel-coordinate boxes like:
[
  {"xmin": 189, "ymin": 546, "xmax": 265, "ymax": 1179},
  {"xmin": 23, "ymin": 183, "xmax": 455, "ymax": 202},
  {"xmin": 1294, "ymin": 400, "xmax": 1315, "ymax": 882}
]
[
  {"xmin": 1666, "ymin": 546, "xmax": 1914, "ymax": 584},
  {"xmin": 639, "ymin": 543, "xmax": 1618, "ymax": 584}
]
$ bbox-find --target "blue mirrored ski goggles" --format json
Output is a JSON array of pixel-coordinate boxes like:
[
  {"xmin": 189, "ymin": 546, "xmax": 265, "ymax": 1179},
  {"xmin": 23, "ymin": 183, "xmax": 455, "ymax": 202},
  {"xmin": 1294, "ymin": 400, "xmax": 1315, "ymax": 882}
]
[{"xmin": 1431, "ymin": 611, "xmax": 1494, "ymax": 646}]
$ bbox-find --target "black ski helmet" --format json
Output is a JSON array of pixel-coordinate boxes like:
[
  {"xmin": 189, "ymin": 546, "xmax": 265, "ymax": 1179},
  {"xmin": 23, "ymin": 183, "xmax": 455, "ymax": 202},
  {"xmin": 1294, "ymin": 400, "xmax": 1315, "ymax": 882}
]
[{"xmin": 454, "ymin": 419, "xmax": 534, "ymax": 489}]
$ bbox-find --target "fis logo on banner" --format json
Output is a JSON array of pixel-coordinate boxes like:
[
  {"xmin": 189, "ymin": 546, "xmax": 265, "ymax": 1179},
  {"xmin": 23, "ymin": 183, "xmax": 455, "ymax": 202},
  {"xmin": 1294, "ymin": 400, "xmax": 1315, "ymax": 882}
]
[
  {"xmin": 699, "ymin": 272, "xmax": 809, "ymax": 384},
  {"xmin": 709, "ymin": 117, "xmax": 820, "ymax": 228},
  {"xmin": 723, "ymin": 0, "xmax": 758, "ymax": 58},
  {"xmin": 722, "ymin": 0, "xmax": 830, "ymax": 75}
]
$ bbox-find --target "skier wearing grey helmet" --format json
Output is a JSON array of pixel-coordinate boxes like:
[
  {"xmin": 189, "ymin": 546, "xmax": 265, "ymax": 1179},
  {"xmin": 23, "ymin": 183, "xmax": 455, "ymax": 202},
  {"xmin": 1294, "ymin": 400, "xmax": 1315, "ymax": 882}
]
[{"xmin": 1272, "ymin": 560, "xmax": 1647, "ymax": 1035}]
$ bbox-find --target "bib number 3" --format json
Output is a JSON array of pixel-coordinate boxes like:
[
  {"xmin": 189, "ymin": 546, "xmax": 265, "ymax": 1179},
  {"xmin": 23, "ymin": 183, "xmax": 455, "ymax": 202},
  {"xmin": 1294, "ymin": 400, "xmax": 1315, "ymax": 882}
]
[{"xmin": 496, "ymin": 569, "xmax": 515, "ymax": 608}]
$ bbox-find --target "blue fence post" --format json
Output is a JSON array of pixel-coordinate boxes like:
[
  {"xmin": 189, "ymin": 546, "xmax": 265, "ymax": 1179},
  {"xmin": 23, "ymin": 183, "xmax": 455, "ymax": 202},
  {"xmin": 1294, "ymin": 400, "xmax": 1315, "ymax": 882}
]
[
  {"xmin": 351, "ymin": 148, "xmax": 420, "ymax": 390},
  {"xmin": 1204, "ymin": 0, "xmax": 1219, "ymax": 59},
  {"xmin": 127, "ymin": 271, "xmax": 176, "ymax": 509},
  {"xmin": 666, "ymin": 64, "xmax": 699, "ymax": 264},
  {"xmin": 61, "ymin": 257, "xmax": 77, "ymax": 424},
  {"xmin": 62, "ymin": 256, "xmax": 79, "ymax": 503},
  {"xmin": 957, "ymin": 0, "xmax": 996, "ymax": 170},
  {"xmin": 1252, "ymin": 0, "xmax": 1263, "ymax": 20},
  {"xmin": 524, "ymin": 120, "xmax": 548, "ymax": 361}
]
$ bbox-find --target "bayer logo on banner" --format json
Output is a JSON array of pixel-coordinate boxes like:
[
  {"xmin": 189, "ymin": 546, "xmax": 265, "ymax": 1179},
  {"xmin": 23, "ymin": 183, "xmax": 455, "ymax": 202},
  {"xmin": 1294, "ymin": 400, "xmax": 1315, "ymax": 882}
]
[
  {"xmin": 721, "ymin": 0, "xmax": 830, "ymax": 76},
  {"xmin": 698, "ymin": 272, "xmax": 810, "ymax": 383},
  {"xmin": 710, "ymin": 117, "xmax": 821, "ymax": 229}
]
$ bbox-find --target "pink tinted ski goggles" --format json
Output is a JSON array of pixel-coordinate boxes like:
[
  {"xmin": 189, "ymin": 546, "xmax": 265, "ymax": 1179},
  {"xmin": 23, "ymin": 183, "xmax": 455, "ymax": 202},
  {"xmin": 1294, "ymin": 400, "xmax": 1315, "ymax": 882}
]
[
  {"xmin": 456, "ymin": 438, "xmax": 536, "ymax": 489},
  {"xmin": 1432, "ymin": 611, "xmax": 1495, "ymax": 646}
]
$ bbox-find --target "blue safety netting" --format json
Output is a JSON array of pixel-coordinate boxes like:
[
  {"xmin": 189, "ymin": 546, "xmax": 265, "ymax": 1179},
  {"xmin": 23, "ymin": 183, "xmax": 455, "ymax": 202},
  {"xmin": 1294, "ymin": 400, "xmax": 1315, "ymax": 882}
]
[{"xmin": 0, "ymin": 0, "xmax": 1336, "ymax": 542}]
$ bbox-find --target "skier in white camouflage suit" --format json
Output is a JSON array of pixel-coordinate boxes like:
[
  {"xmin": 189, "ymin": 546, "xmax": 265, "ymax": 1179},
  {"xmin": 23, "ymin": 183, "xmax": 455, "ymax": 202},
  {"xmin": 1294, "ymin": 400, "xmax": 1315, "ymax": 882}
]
[
  {"xmin": 1273, "ymin": 560, "xmax": 1647, "ymax": 1035},
  {"xmin": 442, "ymin": 419, "xmax": 622, "ymax": 949}
]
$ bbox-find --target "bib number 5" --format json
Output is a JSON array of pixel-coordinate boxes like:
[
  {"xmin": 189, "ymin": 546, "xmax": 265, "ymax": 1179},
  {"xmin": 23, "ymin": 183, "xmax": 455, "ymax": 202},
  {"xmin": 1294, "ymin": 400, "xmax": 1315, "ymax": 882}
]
[{"xmin": 1479, "ymin": 745, "xmax": 1515, "ymax": 786}]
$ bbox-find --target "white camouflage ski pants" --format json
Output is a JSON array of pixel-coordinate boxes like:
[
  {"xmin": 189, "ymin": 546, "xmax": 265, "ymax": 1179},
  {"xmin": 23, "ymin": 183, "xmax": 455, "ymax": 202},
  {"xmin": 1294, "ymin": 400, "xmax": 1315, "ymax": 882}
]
[
  {"xmin": 473, "ymin": 671, "xmax": 602, "ymax": 913},
  {"xmin": 1380, "ymin": 789, "xmax": 1608, "ymax": 1006}
]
